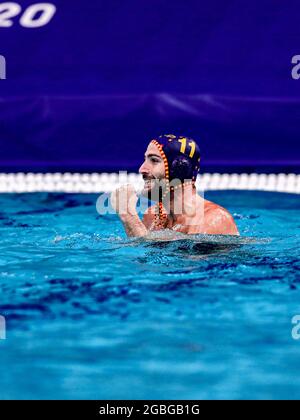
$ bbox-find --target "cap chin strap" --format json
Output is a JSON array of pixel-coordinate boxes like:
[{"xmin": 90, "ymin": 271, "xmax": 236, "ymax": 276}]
[
  {"xmin": 149, "ymin": 140, "xmax": 169, "ymax": 231},
  {"xmin": 149, "ymin": 181, "xmax": 195, "ymax": 231}
]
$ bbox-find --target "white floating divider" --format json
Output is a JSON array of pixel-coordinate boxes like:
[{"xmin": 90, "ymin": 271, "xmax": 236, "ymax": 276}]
[{"xmin": 0, "ymin": 173, "xmax": 298, "ymax": 194}]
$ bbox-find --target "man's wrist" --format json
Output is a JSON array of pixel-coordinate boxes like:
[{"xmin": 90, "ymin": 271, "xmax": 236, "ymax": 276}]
[{"xmin": 119, "ymin": 211, "xmax": 139, "ymax": 222}]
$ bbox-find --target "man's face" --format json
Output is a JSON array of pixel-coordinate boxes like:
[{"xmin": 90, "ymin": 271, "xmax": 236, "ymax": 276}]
[{"xmin": 139, "ymin": 142, "xmax": 167, "ymax": 200}]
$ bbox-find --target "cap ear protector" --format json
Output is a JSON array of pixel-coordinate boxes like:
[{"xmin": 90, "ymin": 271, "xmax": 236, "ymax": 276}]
[{"xmin": 170, "ymin": 156, "xmax": 194, "ymax": 183}]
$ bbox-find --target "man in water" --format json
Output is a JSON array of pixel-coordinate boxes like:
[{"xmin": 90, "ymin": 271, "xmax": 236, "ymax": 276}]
[{"xmin": 111, "ymin": 134, "xmax": 239, "ymax": 237}]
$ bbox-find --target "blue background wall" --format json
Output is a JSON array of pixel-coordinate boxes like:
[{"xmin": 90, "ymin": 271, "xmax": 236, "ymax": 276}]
[{"xmin": 1, "ymin": 0, "xmax": 300, "ymax": 172}]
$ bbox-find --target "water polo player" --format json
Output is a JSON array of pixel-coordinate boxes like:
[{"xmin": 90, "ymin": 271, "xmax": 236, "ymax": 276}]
[{"xmin": 111, "ymin": 134, "xmax": 239, "ymax": 237}]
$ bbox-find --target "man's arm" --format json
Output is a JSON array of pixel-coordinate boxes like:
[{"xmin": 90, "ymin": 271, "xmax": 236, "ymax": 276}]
[
  {"xmin": 110, "ymin": 185, "xmax": 149, "ymax": 237},
  {"xmin": 120, "ymin": 213, "xmax": 148, "ymax": 237}
]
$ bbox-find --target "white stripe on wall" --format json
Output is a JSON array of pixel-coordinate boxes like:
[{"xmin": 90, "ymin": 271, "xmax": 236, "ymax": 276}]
[{"xmin": 0, "ymin": 173, "xmax": 299, "ymax": 194}]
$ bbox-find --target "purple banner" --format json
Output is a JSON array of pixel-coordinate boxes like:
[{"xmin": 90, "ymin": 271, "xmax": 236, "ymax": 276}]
[{"xmin": 0, "ymin": 1, "xmax": 300, "ymax": 171}]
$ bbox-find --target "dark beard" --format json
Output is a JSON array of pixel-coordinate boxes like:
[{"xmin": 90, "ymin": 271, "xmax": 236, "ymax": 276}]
[{"xmin": 143, "ymin": 179, "xmax": 167, "ymax": 202}]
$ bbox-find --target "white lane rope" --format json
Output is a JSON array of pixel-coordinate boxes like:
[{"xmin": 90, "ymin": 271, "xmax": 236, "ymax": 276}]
[{"xmin": 0, "ymin": 173, "xmax": 299, "ymax": 194}]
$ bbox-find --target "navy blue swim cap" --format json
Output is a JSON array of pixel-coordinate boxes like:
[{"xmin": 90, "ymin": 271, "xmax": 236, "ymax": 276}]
[{"xmin": 151, "ymin": 134, "xmax": 201, "ymax": 183}]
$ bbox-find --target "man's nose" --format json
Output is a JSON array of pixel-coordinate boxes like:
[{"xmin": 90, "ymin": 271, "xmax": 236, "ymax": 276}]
[{"xmin": 139, "ymin": 161, "xmax": 150, "ymax": 175}]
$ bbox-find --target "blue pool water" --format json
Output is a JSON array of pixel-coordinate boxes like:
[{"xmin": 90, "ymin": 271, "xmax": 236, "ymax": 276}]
[{"xmin": 0, "ymin": 190, "xmax": 299, "ymax": 400}]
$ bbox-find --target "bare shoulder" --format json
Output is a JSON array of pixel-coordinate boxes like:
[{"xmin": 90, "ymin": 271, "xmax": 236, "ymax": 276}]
[{"xmin": 204, "ymin": 200, "xmax": 239, "ymax": 236}]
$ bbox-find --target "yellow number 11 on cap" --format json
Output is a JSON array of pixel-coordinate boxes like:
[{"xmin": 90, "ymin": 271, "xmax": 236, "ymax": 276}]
[{"xmin": 178, "ymin": 138, "xmax": 196, "ymax": 158}]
